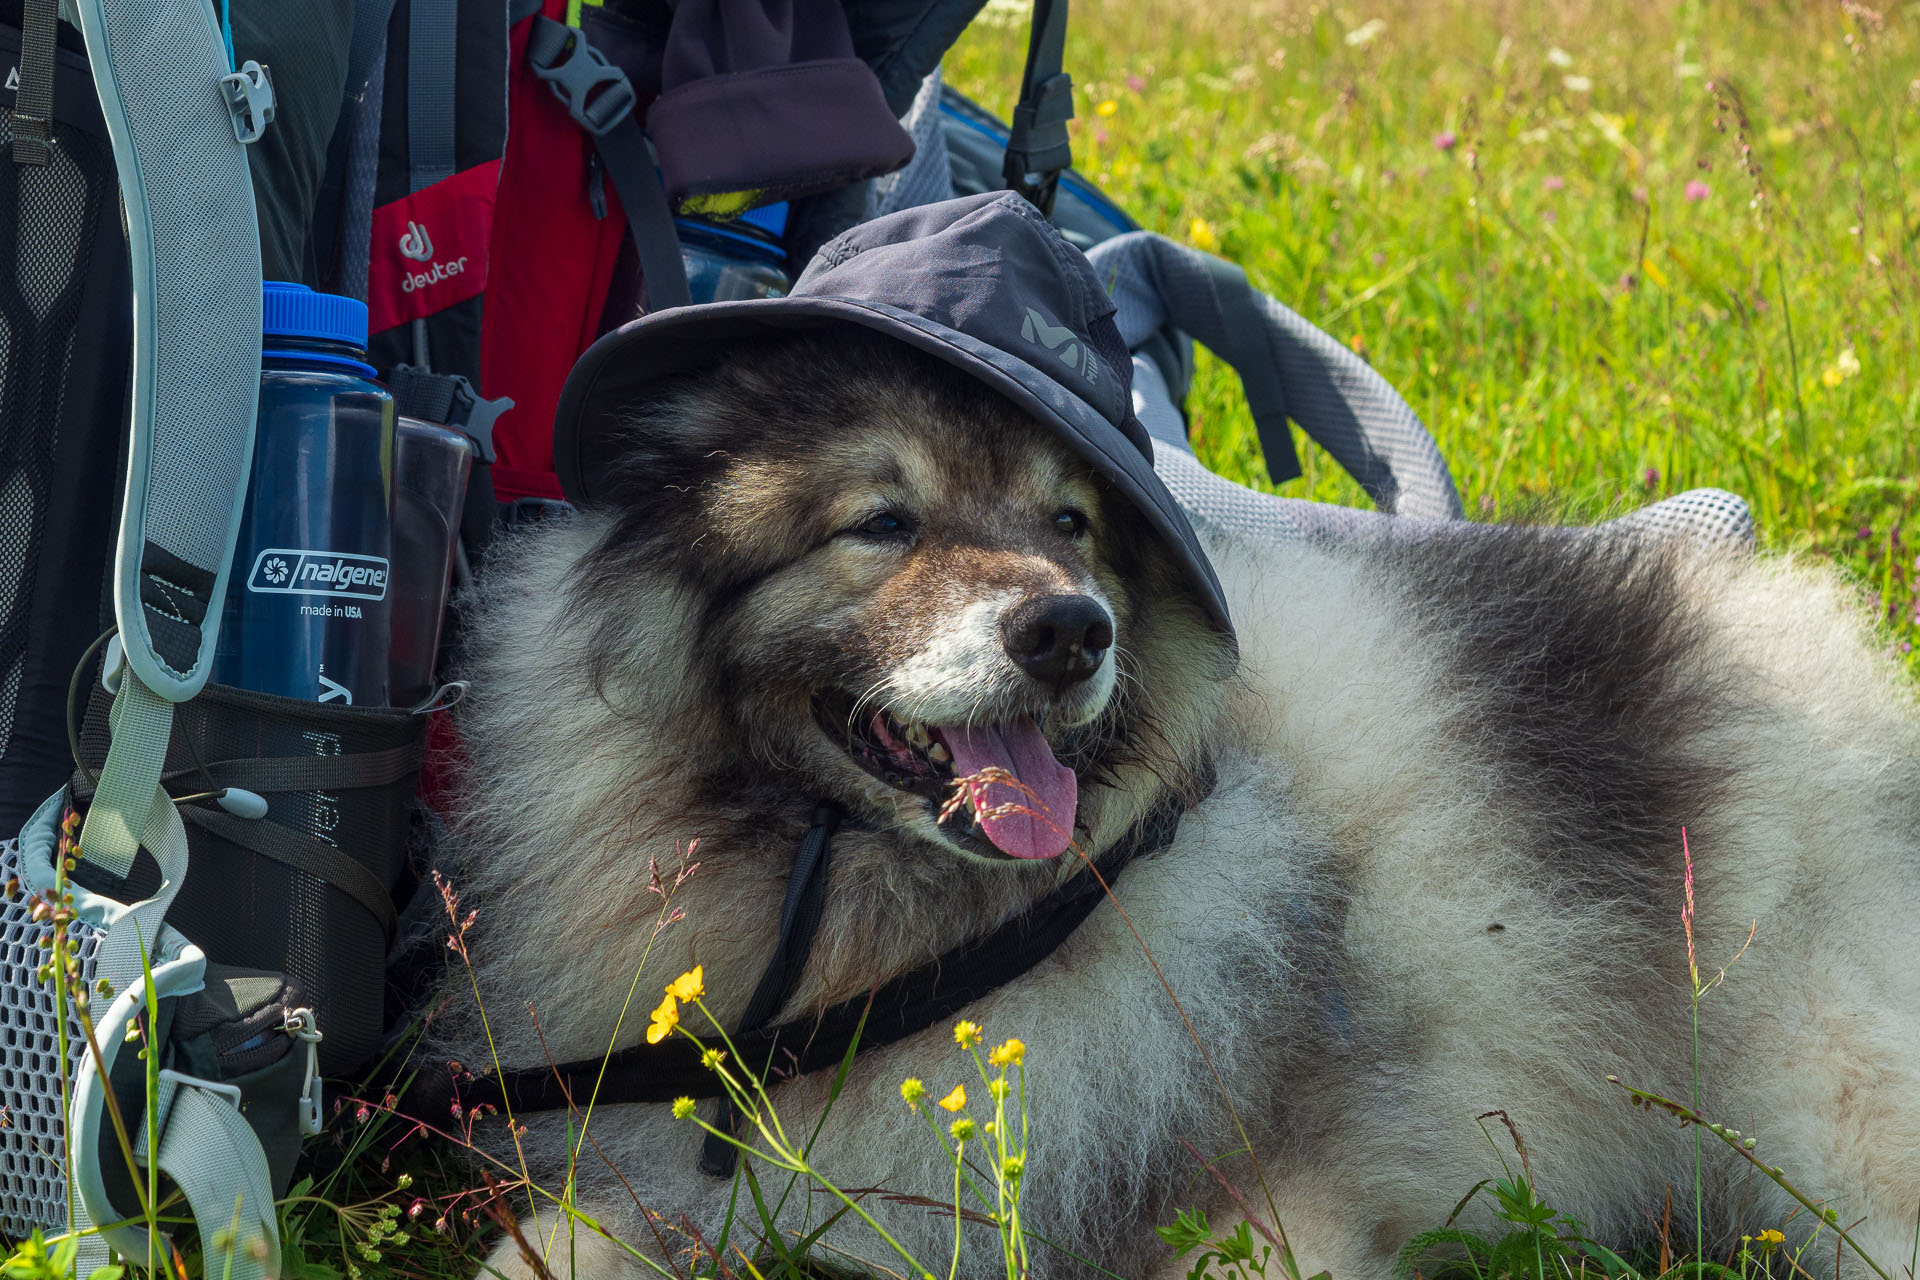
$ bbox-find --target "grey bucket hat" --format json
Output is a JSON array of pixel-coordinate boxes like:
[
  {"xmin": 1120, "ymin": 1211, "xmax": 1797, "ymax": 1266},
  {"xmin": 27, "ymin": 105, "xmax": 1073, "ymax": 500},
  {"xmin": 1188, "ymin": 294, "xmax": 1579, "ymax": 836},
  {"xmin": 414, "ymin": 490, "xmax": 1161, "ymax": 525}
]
[{"xmin": 553, "ymin": 190, "xmax": 1234, "ymax": 636}]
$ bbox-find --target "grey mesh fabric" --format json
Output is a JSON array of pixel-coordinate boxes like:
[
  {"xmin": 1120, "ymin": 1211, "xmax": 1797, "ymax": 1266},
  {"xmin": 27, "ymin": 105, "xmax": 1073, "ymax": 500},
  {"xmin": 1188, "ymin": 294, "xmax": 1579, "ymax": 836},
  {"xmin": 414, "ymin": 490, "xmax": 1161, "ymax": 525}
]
[
  {"xmin": 1090, "ymin": 230, "xmax": 1463, "ymax": 522},
  {"xmin": 1152, "ymin": 434, "xmax": 1753, "ymax": 554},
  {"xmin": 868, "ymin": 68, "xmax": 957, "ymax": 220},
  {"xmin": 0, "ymin": 832, "xmax": 106, "ymax": 1238},
  {"xmin": 70, "ymin": 0, "xmax": 261, "ymax": 696}
]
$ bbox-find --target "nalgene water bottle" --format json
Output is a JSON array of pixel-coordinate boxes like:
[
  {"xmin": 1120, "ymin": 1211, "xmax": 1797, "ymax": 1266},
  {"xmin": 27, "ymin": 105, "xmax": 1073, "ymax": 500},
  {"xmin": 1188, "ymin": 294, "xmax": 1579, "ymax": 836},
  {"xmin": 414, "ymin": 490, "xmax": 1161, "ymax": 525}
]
[{"xmin": 212, "ymin": 282, "xmax": 396, "ymax": 706}]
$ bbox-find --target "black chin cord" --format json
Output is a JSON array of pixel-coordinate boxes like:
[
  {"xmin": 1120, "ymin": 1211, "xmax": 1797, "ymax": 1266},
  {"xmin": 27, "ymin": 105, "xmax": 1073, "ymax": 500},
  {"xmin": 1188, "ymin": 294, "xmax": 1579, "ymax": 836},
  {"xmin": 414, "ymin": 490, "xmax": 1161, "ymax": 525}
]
[{"xmin": 700, "ymin": 802, "xmax": 842, "ymax": 1177}]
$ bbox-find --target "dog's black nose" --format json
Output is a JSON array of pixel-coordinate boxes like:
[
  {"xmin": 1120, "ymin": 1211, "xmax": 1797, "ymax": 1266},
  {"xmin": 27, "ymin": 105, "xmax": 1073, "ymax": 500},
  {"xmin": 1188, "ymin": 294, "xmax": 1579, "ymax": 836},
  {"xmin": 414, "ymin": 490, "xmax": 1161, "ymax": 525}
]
[{"xmin": 1003, "ymin": 594, "xmax": 1113, "ymax": 686}]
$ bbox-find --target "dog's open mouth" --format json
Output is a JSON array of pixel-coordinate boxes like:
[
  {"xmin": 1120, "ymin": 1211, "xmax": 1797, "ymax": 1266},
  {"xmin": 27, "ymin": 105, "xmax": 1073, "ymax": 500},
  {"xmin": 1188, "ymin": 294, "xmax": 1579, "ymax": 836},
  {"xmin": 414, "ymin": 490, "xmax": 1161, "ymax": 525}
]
[{"xmin": 814, "ymin": 695, "xmax": 1079, "ymax": 861}]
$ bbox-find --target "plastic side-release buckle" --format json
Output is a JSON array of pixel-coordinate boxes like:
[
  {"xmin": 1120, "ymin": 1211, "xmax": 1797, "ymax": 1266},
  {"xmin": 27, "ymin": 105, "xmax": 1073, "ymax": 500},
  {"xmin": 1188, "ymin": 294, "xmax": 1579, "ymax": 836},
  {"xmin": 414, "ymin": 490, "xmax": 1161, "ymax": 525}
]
[
  {"xmin": 389, "ymin": 365, "xmax": 510, "ymax": 465},
  {"xmin": 526, "ymin": 19, "xmax": 636, "ymax": 138},
  {"xmin": 219, "ymin": 60, "xmax": 276, "ymax": 145},
  {"xmin": 284, "ymin": 1007, "xmax": 325, "ymax": 1137}
]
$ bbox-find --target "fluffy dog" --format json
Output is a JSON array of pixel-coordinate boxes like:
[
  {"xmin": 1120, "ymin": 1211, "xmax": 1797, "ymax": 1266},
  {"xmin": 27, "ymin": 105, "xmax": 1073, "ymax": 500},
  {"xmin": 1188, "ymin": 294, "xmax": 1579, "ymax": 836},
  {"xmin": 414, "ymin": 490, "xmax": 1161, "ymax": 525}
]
[{"xmin": 430, "ymin": 328, "xmax": 1920, "ymax": 1280}]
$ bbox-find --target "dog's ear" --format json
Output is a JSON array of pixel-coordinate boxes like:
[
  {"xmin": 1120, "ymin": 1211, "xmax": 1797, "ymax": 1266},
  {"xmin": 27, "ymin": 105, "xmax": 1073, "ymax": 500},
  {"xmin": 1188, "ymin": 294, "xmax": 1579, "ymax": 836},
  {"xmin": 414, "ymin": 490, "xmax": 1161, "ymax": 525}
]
[{"xmin": 595, "ymin": 379, "xmax": 750, "ymax": 516}]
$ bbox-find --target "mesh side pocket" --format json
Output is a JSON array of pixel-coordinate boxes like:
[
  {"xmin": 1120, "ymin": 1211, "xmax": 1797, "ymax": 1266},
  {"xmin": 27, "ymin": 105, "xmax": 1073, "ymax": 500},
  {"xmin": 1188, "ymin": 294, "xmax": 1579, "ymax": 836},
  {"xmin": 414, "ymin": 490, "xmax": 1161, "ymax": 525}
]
[
  {"xmin": 0, "ymin": 827, "xmax": 107, "ymax": 1238},
  {"xmin": 75, "ymin": 684, "xmax": 425, "ymax": 1076}
]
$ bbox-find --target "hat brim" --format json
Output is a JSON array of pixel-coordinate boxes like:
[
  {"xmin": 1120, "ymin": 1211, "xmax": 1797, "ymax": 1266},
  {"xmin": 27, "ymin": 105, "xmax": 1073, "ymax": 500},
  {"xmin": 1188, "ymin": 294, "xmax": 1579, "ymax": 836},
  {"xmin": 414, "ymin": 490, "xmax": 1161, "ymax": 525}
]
[{"xmin": 554, "ymin": 295, "xmax": 1234, "ymax": 637}]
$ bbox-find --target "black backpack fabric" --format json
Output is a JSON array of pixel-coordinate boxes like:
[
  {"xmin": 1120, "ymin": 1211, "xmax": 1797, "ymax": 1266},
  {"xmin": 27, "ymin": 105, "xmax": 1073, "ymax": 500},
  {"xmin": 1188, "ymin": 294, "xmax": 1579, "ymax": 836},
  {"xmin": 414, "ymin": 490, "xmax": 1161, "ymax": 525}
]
[{"xmin": 0, "ymin": 6, "xmax": 130, "ymax": 831}]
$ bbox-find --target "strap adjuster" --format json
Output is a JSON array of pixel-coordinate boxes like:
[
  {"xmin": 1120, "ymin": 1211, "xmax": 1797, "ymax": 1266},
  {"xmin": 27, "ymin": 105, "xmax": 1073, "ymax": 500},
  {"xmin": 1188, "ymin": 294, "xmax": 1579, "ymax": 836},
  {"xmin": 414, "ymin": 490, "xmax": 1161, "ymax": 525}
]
[
  {"xmin": 1003, "ymin": 71, "xmax": 1074, "ymax": 215},
  {"xmin": 388, "ymin": 365, "xmax": 511, "ymax": 464},
  {"xmin": 526, "ymin": 19, "xmax": 636, "ymax": 138},
  {"xmin": 220, "ymin": 60, "xmax": 276, "ymax": 145}
]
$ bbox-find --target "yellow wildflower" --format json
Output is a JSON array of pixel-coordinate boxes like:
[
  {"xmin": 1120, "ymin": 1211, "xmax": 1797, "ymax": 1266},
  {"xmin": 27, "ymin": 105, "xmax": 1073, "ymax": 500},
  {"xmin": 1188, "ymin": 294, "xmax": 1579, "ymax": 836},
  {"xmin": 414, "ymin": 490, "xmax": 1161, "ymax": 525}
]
[
  {"xmin": 1002, "ymin": 1154, "xmax": 1025, "ymax": 1178},
  {"xmin": 989, "ymin": 1078, "xmax": 1010, "ymax": 1101},
  {"xmin": 1095, "ymin": 99, "xmax": 1118, "ymax": 117},
  {"xmin": 1758, "ymin": 1229, "xmax": 1785, "ymax": 1246},
  {"xmin": 700, "ymin": 1047, "xmax": 726, "ymax": 1070},
  {"xmin": 671, "ymin": 1096, "xmax": 696, "ymax": 1119},
  {"xmin": 1189, "ymin": 218, "xmax": 1219, "ymax": 253},
  {"xmin": 646, "ymin": 993, "xmax": 679, "ymax": 1044},
  {"xmin": 987, "ymin": 1038, "xmax": 1025, "ymax": 1068},
  {"xmin": 938, "ymin": 1085, "xmax": 967, "ymax": 1112},
  {"xmin": 951, "ymin": 1117, "xmax": 976, "ymax": 1141},
  {"xmin": 667, "ymin": 966, "xmax": 704, "ymax": 1002},
  {"xmin": 953, "ymin": 1020, "xmax": 983, "ymax": 1049},
  {"xmin": 901, "ymin": 1077, "xmax": 927, "ymax": 1107}
]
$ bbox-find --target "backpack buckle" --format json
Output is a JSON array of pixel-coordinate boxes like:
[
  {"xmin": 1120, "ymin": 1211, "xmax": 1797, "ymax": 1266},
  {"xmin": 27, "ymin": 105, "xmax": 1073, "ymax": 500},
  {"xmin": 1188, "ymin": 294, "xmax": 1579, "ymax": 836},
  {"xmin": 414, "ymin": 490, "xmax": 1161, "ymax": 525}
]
[
  {"xmin": 388, "ymin": 365, "xmax": 511, "ymax": 464},
  {"xmin": 526, "ymin": 18, "xmax": 636, "ymax": 138},
  {"xmin": 219, "ymin": 60, "xmax": 276, "ymax": 145}
]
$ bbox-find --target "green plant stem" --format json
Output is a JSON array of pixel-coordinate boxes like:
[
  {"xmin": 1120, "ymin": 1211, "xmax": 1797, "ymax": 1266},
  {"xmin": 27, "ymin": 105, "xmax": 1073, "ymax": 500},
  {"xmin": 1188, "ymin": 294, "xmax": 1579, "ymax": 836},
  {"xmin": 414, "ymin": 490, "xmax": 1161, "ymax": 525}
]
[
  {"xmin": 1607, "ymin": 1077, "xmax": 1894, "ymax": 1280},
  {"xmin": 686, "ymin": 1117, "xmax": 933, "ymax": 1280},
  {"xmin": 1775, "ymin": 258, "xmax": 1809, "ymax": 465},
  {"xmin": 949, "ymin": 1142, "xmax": 965, "ymax": 1280},
  {"xmin": 456, "ymin": 945, "xmax": 541, "ymax": 1228},
  {"xmin": 1692, "ymin": 989, "xmax": 1704, "ymax": 1274}
]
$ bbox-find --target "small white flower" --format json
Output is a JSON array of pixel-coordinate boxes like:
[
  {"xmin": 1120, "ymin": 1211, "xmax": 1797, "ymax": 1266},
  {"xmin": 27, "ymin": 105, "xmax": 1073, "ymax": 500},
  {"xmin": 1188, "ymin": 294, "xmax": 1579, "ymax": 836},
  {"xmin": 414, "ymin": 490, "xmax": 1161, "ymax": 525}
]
[
  {"xmin": 1547, "ymin": 47, "xmax": 1574, "ymax": 67},
  {"xmin": 1345, "ymin": 18, "xmax": 1385, "ymax": 46},
  {"xmin": 1563, "ymin": 75, "xmax": 1593, "ymax": 92}
]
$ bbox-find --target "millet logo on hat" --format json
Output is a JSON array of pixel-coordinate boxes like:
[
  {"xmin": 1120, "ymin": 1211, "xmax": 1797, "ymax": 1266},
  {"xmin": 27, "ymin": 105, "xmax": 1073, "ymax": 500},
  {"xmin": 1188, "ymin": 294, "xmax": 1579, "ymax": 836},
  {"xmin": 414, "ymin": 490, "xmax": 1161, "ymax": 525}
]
[{"xmin": 1021, "ymin": 307, "xmax": 1098, "ymax": 387}]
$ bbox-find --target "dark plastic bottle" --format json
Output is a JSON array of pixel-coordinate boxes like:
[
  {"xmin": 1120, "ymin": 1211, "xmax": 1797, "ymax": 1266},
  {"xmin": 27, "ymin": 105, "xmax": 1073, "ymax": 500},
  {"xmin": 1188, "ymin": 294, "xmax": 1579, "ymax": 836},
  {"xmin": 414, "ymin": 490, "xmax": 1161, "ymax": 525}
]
[
  {"xmin": 388, "ymin": 417, "xmax": 472, "ymax": 708},
  {"xmin": 212, "ymin": 282, "xmax": 396, "ymax": 706},
  {"xmin": 676, "ymin": 213, "xmax": 791, "ymax": 304}
]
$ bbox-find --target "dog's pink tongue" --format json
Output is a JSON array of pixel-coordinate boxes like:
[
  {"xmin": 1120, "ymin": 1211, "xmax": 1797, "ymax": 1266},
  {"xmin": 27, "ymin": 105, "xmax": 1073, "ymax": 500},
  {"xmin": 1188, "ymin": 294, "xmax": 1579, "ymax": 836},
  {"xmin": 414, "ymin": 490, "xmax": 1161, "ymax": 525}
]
[{"xmin": 937, "ymin": 721, "xmax": 1077, "ymax": 859}]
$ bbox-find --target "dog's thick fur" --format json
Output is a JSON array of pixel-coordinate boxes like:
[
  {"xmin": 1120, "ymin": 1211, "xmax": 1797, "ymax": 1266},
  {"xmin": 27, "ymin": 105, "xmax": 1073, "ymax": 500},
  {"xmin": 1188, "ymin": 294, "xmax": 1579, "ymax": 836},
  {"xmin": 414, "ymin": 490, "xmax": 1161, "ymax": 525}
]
[{"xmin": 431, "ymin": 331, "xmax": 1920, "ymax": 1280}]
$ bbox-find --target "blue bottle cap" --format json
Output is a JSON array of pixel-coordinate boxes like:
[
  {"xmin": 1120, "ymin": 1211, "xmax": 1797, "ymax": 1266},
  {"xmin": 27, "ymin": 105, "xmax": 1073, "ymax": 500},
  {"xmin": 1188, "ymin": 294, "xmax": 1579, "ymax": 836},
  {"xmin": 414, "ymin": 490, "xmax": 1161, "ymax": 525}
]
[
  {"xmin": 740, "ymin": 201, "xmax": 788, "ymax": 236},
  {"xmin": 262, "ymin": 281, "xmax": 369, "ymax": 350}
]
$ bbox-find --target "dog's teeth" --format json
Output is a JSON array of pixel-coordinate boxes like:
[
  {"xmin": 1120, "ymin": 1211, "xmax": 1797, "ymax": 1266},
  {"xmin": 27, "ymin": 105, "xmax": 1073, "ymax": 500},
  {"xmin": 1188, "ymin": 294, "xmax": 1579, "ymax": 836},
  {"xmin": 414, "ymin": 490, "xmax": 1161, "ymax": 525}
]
[
  {"xmin": 903, "ymin": 722, "xmax": 931, "ymax": 748},
  {"xmin": 927, "ymin": 741, "xmax": 951, "ymax": 765}
]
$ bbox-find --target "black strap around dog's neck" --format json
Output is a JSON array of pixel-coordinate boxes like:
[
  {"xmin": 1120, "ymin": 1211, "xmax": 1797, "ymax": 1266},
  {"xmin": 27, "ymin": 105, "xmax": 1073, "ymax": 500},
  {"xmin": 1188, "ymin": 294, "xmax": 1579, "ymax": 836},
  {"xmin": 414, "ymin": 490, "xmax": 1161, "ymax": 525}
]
[{"xmin": 425, "ymin": 794, "xmax": 1190, "ymax": 1172}]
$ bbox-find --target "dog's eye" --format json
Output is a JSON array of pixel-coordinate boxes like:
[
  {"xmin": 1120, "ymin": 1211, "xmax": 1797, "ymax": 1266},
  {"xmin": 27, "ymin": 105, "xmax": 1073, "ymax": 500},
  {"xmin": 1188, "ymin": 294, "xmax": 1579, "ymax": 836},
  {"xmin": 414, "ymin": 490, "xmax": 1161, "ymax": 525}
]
[
  {"xmin": 847, "ymin": 510, "xmax": 916, "ymax": 541},
  {"xmin": 1052, "ymin": 508, "xmax": 1088, "ymax": 537}
]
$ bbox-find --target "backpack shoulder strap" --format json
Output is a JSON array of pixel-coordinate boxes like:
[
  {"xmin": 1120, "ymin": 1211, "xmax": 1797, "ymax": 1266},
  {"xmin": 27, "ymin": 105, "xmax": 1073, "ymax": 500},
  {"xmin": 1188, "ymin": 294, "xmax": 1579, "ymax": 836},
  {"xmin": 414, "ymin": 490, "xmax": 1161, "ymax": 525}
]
[{"xmin": 1002, "ymin": 0, "xmax": 1073, "ymax": 214}]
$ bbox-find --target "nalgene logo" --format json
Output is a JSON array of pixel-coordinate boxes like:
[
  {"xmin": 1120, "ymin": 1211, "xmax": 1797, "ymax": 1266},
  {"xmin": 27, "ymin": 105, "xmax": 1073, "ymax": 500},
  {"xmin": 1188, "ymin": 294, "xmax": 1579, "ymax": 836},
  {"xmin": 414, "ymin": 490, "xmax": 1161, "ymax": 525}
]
[{"xmin": 248, "ymin": 549, "xmax": 389, "ymax": 601}]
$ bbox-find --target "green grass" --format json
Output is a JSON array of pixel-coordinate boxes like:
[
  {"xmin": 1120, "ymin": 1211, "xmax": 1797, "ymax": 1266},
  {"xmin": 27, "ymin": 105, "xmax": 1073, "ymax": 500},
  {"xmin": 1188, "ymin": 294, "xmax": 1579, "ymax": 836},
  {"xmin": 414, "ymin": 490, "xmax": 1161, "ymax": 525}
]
[
  {"xmin": 948, "ymin": 0, "xmax": 1920, "ymax": 675},
  {"xmin": 25, "ymin": 5, "xmax": 1916, "ymax": 1277}
]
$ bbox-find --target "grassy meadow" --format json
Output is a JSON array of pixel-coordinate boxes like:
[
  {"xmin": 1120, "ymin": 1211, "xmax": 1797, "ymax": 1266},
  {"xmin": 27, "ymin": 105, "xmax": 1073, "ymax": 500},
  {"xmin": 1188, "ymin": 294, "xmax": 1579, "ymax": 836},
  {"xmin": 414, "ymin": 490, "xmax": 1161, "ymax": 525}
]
[
  {"xmin": 950, "ymin": 0, "xmax": 1920, "ymax": 675},
  {"xmin": 22, "ymin": 3, "xmax": 1917, "ymax": 1278}
]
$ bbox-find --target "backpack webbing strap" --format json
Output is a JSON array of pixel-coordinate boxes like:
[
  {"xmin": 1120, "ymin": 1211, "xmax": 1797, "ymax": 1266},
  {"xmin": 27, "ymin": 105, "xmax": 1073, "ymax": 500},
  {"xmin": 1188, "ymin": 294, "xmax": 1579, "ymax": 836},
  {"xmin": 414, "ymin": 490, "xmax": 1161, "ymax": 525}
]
[
  {"xmin": 526, "ymin": 16, "xmax": 691, "ymax": 312},
  {"xmin": 77, "ymin": 744, "xmax": 425, "ymax": 800},
  {"xmin": 134, "ymin": 1074, "xmax": 279, "ymax": 1280},
  {"xmin": 78, "ymin": 676, "xmax": 175, "ymax": 880},
  {"xmin": 700, "ymin": 803, "xmax": 841, "ymax": 1178},
  {"xmin": 92, "ymin": 778, "xmax": 194, "ymax": 996},
  {"xmin": 9, "ymin": 0, "xmax": 58, "ymax": 164},
  {"xmin": 183, "ymin": 806, "xmax": 399, "ymax": 941},
  {"xmin": 1002, "ymin": 0, "xmax": 1072, "ymax": 216},
  {"xmin": 407, "ymin": 0, "xmax": 459, "ymax": 192},
  {"xmin": 1202, "ymin": 254, "xmax": 1300, "ymax": 485}
]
